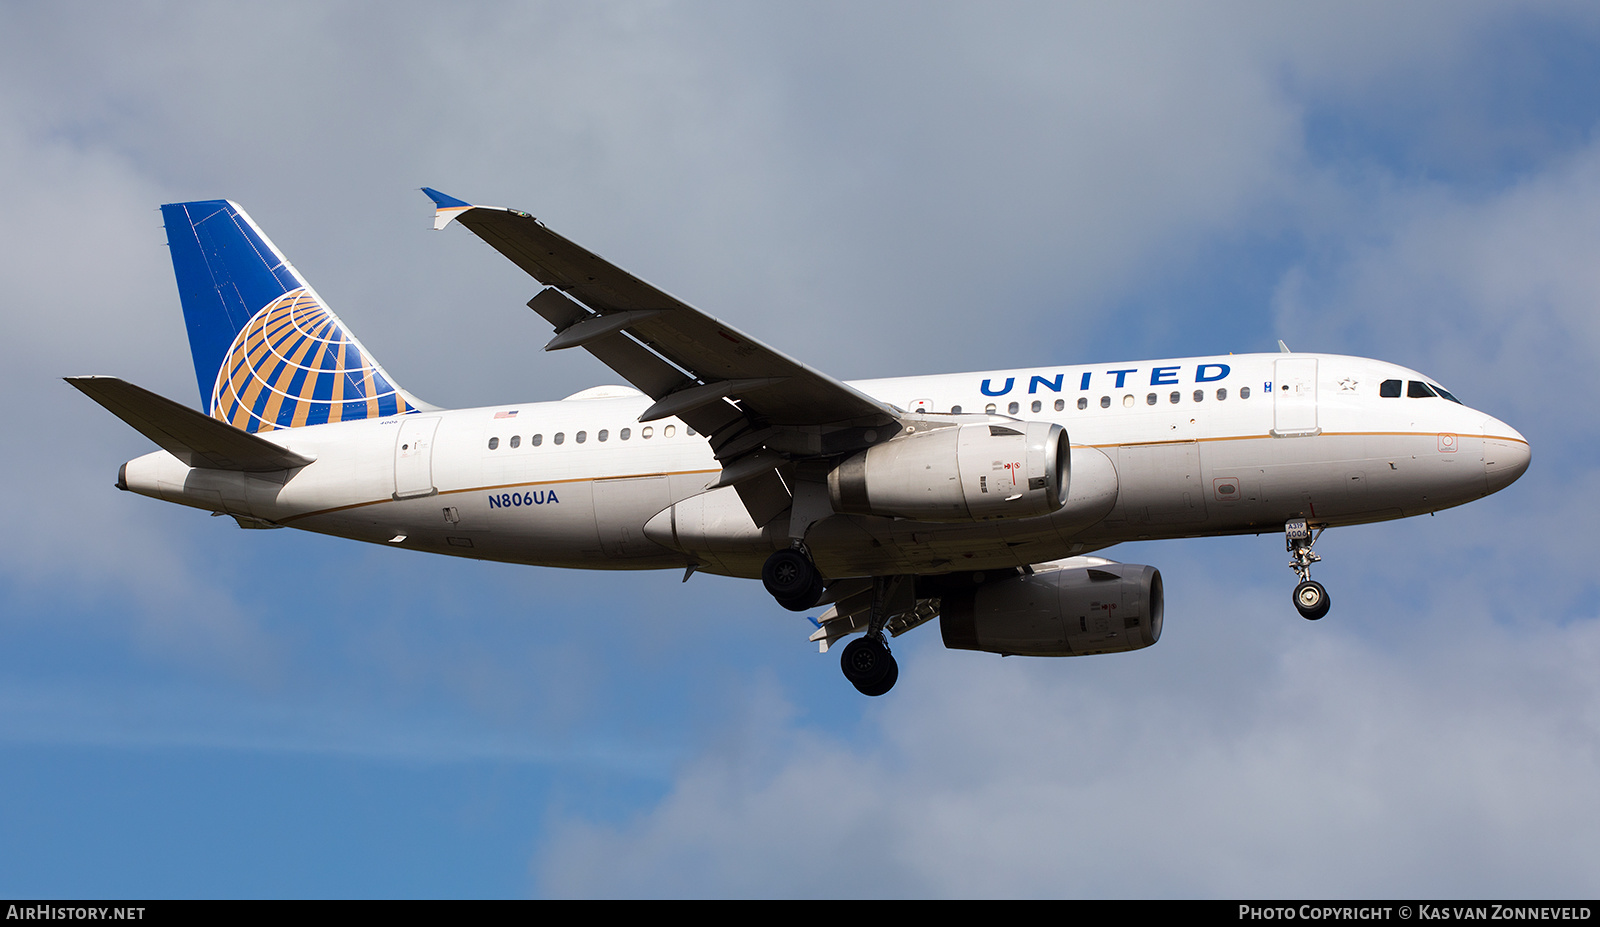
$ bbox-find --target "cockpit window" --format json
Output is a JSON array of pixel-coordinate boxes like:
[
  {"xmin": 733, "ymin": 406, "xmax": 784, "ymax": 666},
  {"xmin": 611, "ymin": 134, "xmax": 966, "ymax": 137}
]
[
  {"xmin": 1407, "ymin": 380, "xmax": 1436, "ymax": 398},
  {"xmin": 1431, "ymin": 384, "xmax": 1463, "ymax": 404},
  {"xmin": 1380, "ymin": 379, "xmax": 1402, "ymax": 398}
]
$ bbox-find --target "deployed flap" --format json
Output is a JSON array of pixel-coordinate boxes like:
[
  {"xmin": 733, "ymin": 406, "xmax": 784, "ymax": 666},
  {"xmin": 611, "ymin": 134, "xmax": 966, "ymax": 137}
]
[
  {"xmin": 808, "ymin": 583, "xmax": 940, "ymax": 653},
  {"xmin": 423, "ymin": 189, "xmax": 897, "ymax": 433},
  {"xmin": 67, "ymin": 376, "xmax": 315, "ymax": 472}
]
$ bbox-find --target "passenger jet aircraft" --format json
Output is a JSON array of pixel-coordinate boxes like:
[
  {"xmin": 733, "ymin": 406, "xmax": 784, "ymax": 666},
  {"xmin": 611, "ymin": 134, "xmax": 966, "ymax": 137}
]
[{"xmin": 68, "ymin": 191, "xmax": 1531, "ymax": 696}]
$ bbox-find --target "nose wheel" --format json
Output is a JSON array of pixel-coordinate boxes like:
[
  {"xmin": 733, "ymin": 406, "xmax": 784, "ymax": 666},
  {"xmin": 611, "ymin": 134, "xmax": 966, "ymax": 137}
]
[
  {"xmin": 1286, "ymin": 519, "xmax": 1331, "ymax": 620},
  {"xmin": 1293, "ymin": 579, "xmax": 1330, "ymax": 620}
]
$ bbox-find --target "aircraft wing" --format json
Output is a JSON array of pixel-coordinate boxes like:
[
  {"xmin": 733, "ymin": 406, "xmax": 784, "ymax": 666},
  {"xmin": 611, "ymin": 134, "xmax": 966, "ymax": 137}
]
[{"xmin": 425, "ymin": 188, "xmax": 903, "ymax": 525}]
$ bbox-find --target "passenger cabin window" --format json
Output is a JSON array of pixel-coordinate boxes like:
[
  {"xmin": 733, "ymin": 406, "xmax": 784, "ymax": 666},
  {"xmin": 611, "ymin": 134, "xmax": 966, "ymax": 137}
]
[
  {"xmin": 598, "ymin": 429, "xmax": 609, "ymax": 442},
  {"xmin": 642, "ymin": 426, "xmax": 653, "ymax": 439},
  {"xmin": 950, "ymin": 405, "xmax": 962, "ymax": 414},
  {"xmin": 1077, "ymin": 397, "xmax": 1088, "ymax": 410},
  {"xmin": 1146, "ymin": 393, "xmax": 1157, "ymax": 405},
  {"xmin": 620, "ymin": 428, "xmax": 631, "ymax": 440},
  {"xmin": 554, "ymin": 433, "xmax": 565, "ymax": 445},
  {"xmin": 532, "ymin": 434, "xmax": 543, "ymax": 446},
  {"xmin": 487, "ymin": 437, "xmax": 499, "ymax": 450},
  {"xmin": 1240, "ymin": 386, "xmax": 1251, "ymax": 399},
  {"xmin": 985, "ymin": 403, "xmax": 997, "ymax": 414},
  {"xmin": 1099, "ymin": 396, "xmax": 1111, "ymax": 409},
  {"xmin": 1408, "ymin": 380, "xmax": 1436, "ymax": 398},
  {"xmin": 1217, "ymin": 388, "xmax": 1227, "ymax": 401},
  {"xmin": 1122, "ymin": 395, "xmax": 1135, "ymax": 408},
  {"xmin": 509, "ymin": 435, "xmax": 521, "ymax": 448},
  {"xmin": 1054, "ymin": 399, "xmax": 1064, "ymax": 411},
  {"xmin": 1169, "ymin": 391, "xmax": 1180, "ymax": 404},
  {"xmin": 1193, "ymin": 390, "xmax": 1204, "ymax": 402},
  {"xmin": 1380, "ymin": 379, "xmax": 1402, "ymax": 398},
  {"xmin": 664, "ymin": 425, "xmax": 676, "ymax": 437},
  {"xmin": 1031, "ymin": 400, "xmax": 1042, "ymax": 413},
  {"xmin": 1007, "ymin": 402, "xmax": 1019, "ymax": 415}
]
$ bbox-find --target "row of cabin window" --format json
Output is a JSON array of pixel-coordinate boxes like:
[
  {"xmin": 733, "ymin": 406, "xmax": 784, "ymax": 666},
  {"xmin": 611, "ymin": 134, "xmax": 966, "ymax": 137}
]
[
  {"xmin": 1380, "ymin": 379, "xmax": 1463, "ymax": 403},
  {"xmin": 489, "ymin": 384, "xmax": 1260, "ymax": 450},
  {"xmin": 487, "ymin": 423, "xmax": 694, "ymax": 451},
  {"xmin": 949, "ymin": 386, "xmax": 1251, "ymax": 416}
]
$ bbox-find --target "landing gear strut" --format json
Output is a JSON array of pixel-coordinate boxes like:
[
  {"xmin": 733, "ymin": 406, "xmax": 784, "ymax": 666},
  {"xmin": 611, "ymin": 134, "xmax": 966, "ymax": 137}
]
[
  {"xmin": 838, "ymin": 575, "xmax": 906, "ymax": 696},
  {"xmin": 762, "ymin": 546, "xmax": 823, "ymax": 611},
  {"xmin": 1286, "ymin": 518, "xmax": 1331, "ymax": 620}
]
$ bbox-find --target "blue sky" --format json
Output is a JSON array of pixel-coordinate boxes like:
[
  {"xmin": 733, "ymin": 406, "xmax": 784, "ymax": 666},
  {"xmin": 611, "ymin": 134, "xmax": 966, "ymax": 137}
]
[{"xmin": 2, "ymin": 2, "xmax": 1597, "ymax": 898}]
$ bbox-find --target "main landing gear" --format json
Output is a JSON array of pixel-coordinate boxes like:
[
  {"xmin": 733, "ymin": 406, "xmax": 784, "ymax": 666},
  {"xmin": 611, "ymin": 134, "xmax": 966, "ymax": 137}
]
[
  {"xmin": 837, "ymin": 575, "xmax": 907, "ymax": 696},
  {"xmin": 762, "ymin": 550, "xmax": 905, "ymax": 696},
  {"xmin": 762, "ymin": 546, "xmax": 824, "ymax": 611},
  {"xmin": 1285, "ymin": 518, "xmax": 1331, "ymax": 620},
  {"xmin": 841, "ymin": 635, "xmax": 898, "ymax": 697}
]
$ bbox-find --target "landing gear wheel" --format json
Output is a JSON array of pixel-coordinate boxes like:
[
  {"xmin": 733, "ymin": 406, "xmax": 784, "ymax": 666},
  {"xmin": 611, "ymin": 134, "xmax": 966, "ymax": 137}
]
[
  {"xmin": 776, "ymin": 573, "xmax": 825, "ymax": 612},
  {"xmin": 853, "ymin": 656, "xmax": 899, "ymax": 697},
  {"xmin": 840, "ymin": 636, "xmax": 895, "ymax": 692},
  {"xmin": 1294, "ymin": 580, "xmax": 1330, "ymax": 620},
  {"xmin": 763, "ymin": 549, "xmax": 821, "ymax": 611}
]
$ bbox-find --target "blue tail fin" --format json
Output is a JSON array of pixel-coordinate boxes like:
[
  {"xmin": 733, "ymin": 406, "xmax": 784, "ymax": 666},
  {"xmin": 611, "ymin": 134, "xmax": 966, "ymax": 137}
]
[{"xmin": 161, "ymin": 200, "xmax": 429, "ymax": 433}]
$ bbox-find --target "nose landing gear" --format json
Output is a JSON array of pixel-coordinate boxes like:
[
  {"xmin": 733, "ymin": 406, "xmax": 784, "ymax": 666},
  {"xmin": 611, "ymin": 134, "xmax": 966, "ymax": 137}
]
[{"xmin": 1286, "ymin": 518, "xmax": 1331, "ymax": 620}]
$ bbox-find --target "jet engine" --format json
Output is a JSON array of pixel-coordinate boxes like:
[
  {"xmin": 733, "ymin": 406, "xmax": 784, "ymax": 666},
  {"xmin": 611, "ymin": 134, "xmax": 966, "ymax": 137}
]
[
  {"xmin": 828, "ymin": 421, "xmax": 1068, "ymax": 522},
  {"xmin": 938, "ymin": 561, "xmax": 1163, "ymax": 656}
]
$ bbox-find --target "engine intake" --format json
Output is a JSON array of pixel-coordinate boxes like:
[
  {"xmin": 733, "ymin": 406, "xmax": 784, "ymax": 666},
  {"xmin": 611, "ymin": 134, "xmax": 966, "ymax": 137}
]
[
  {"xmin": 828, "ymin": 421, "xmax": 1067, "ymax": 522},
  {"xmin": 939, "ymin": 562, "xmax": 1163, "ymax": 656}
]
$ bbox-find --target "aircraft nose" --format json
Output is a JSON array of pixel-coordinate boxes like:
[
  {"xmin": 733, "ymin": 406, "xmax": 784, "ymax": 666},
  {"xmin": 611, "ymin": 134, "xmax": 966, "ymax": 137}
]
[{"xmin": 1483, "ymin": 420, "xmax": 1531, "ymax": 495}]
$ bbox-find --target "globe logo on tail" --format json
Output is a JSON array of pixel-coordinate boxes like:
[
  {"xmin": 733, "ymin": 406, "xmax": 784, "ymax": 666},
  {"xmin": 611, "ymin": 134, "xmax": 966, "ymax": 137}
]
[{"xmin": 211, "ymin": 288, "xmax": 415, "ymax": 432}]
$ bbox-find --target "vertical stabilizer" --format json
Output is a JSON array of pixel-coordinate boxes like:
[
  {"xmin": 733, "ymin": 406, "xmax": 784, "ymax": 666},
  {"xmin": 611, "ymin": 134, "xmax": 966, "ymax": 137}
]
[{"xmin": 161, "ymin": 200, "xmax": 430, "ymax": 432}]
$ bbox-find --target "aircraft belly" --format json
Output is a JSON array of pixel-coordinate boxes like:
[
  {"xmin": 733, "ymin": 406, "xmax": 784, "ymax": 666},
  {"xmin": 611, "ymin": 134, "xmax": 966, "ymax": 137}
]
[
  {"xmin": 812, "ymin": 517, "xmax": 1052, "ymax": 577},
  {"xmin": 1193, "ymin": 432, "xmax": 1485, "ymax": 528},
  {"xmin": 1360, "ymin": 432, "xmax": 1488, "ymax": 514}
]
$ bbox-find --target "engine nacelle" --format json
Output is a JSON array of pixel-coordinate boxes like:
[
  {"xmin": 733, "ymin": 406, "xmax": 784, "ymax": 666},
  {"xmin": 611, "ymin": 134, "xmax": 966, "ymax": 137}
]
[
  {"xmin": 828, "ymin": 421, "xmax": 1067, "ymax": 522},
  {"xmin": 939, "ymin": 562, "xmax": 1163, "ymax": 656}
]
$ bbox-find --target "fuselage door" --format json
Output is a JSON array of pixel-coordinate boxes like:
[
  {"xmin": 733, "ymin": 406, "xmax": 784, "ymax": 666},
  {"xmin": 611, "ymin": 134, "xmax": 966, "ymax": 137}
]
[
  {"xmin": 1272, "ymin": 357, "xmax": 1320, "ymax": 437},
  {"xmin": 394, "ymin": 415, "xmax": 441, "ymax": 499}
]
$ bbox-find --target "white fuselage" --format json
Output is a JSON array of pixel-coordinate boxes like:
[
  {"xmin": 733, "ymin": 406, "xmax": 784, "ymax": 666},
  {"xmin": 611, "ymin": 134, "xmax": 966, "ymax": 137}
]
[{"xmin": 117, "ymin": 353, "xmax": 1529, "ymax": 580}]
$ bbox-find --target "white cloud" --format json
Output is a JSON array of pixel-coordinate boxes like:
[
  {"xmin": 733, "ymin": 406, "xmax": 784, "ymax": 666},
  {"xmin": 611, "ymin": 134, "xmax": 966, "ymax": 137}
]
[
  {"xmin": 535, "ymin": 562, "xmax": 1600, "ymax": 897},
  {"xmin": 1273, "ymin": 139, "xmax": 1600, "ymax": 432}
]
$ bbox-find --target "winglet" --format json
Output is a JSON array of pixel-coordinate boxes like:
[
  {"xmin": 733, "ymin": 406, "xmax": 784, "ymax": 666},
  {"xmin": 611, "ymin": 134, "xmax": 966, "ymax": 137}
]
[{"xmin": 422, "ymin": 187, "xmax": 474, "ymax": 230}]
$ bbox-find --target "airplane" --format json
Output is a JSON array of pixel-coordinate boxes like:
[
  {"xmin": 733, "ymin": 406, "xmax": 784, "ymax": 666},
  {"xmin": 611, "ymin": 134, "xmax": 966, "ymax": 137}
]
[{"xmin": 68, "ymin": 190, "xmax": 1531, "ymax": 696}]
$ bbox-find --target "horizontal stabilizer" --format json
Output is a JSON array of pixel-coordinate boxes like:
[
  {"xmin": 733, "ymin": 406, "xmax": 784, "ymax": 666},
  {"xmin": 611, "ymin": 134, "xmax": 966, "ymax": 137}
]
[{"xmin": 66, "ymin": 376, "xmax": 315, "ymax": 472}]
